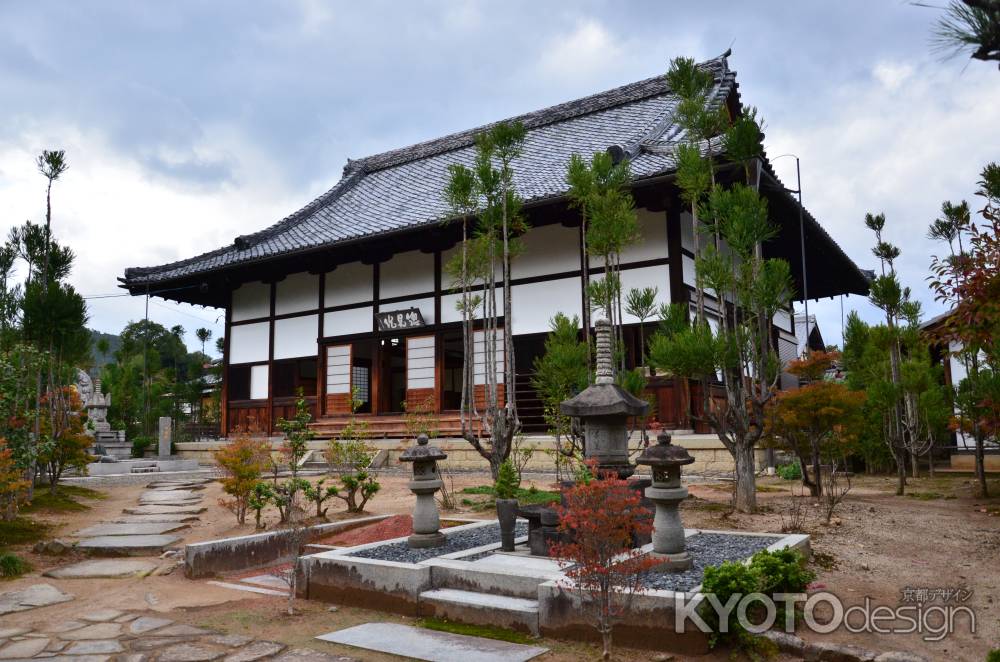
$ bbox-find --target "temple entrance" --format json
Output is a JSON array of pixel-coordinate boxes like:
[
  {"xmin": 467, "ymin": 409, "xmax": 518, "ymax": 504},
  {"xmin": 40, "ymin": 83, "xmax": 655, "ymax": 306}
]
[{"xmin": 378, "ymin": 336, "xmax": 408, "ymax": 414}]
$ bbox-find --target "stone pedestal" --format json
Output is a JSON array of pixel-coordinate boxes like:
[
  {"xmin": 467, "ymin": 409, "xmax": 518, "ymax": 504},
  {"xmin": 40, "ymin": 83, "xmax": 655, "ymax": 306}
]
[
  {"xmin": 645, "ymin": 484, "xmax": 692, "ymax": 570},
  {"xmin": 158, "ymin": 417, "xmax": 172, "ymax": 458},
  {"xmin": 408, "ymin": 477, "xmax": 446, "ymax": 548}
]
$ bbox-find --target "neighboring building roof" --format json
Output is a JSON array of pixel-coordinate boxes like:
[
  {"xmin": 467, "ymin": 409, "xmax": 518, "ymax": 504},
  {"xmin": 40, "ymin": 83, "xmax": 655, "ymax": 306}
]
[
  {"xmin": 794, "ymin": 313, "xmax": 825, "ymax": 355},
  {"xmin": 120, "ymin": 50, "xmax": 868, "ymax": 302}
]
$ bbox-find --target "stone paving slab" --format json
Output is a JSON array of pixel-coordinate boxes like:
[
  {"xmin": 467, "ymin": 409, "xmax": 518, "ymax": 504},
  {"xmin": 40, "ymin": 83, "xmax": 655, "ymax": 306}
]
[
  {"xmin": 0, "ymin": 636, "xmax": 50, "ymax": 659},
  {"xmin": 113, "ymin": 513, "xmax": 200, "ymax": 523},
  {"xmin": 56, "ymin": 623, "xmax": 123, "ymax": 640},
  {"xmin": 0, "ymin": 584, "xmax": 74, "ymax": 615},
  {"xmin": 123, "ymin": 505, "xmax": 207, "ymax": 515},
  {"xmin": 44, "ymin": 560, "xmax": 158, "ymax": 579},
  {"xmin": 239, "ymin": 575, "xmax": 290, "ymax": 590},
  {"xmin": 140, "ymin": 489, "xmax": 200, "ymax": 500},
  {"xmin": 76, "ymin": 534, "xmax": 181, "ymax": 556},
  {"xmin": 73, "ymin": 522, "xmax": 188, "ymax": 537},
  {"xmin": 315, "ymin": 623, "xmax": 548, "ymax": 662}
]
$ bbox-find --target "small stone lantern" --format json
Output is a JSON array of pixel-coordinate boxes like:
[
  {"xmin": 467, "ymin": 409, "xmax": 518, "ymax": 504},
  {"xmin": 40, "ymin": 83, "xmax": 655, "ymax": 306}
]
[
  {"xmin": 560, "ymin": 319, "xmax": 648, "ymax": 479},
  {"xmin": 399, "ymin": 434, "xmax": 447, "ymax": 549},
  {"xmin": 636, "ymin": 432, "xmax": 695, "ymax": 571}
]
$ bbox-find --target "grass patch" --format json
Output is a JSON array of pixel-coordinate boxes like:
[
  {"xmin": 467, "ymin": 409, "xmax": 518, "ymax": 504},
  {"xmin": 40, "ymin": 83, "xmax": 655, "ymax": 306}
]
[
  {"xmin": 23, "ymin": 485, "xmax": 105, "ymax": 513},
  {"xmin": 812, "ymin": 550, "xmax": 838, "ymax": 571},
  {"xmin": 755, "ymin": 485, "xmax": 784, "ymax": 493},
  {"xmin": 0, "ymin": 551, "xmax": 32, "ymax": 579},
  {"xmin": 906, "ymin": 491, "xmax": 946, "ymax": 501},
  {"xmin": 0, "ymin": 517, "xmax": 50, "ymax": 547},
  {"xmin": 458, "ymin": 485, "xmax": 560, "ymax": 511},
  {"xmin": 417, "ymin": 617, "xmax": 533, "ymax": 644}
]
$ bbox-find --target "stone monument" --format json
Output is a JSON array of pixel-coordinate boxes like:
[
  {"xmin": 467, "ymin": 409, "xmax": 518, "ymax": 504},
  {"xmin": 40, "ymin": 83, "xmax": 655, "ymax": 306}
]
[
  {"xmin": 560, "ymin": 318, "xmax": 648, "ymax": 479},
  {"xmin": 399, "ymin": 433, "xmax": 448, "ymax": 549},
  {"xmin": 635, "ymin": 431, "xmax": 695, "ymax": 571},
  {"xmin": 76, "ymin": 371, "xmax": 128, "ymax": 458},
  {"xmin": 158, "ymin": 416, "xmax": 173, "ymax": 458}
]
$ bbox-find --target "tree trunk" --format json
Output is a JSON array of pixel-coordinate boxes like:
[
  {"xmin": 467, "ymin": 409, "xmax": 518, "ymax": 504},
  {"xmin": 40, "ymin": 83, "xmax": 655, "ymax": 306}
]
[
  {"xmin": 910, "ymin": 450, "xmax": 919, "ymax": 479},
  {"xmin": 896, "ymin": 459, "xmax": 906, "ymax": 496},
  {"xmin": 811, "ymin": 446, "xmax": 823, "ymax": 497},
  {"xmin": 975, "ymin": 430, "xmax": 988, "ymax": 497},
  {"xmin": 799, "ymin": 456, "xmax": 818, "ymax": 498},
  {"xmin": 733, "ymin": 442, "xmax": 757, "ymax": 513}
]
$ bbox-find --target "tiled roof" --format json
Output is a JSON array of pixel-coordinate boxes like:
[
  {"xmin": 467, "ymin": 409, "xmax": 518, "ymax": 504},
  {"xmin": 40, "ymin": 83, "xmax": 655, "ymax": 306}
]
[{"xmin": 123, "ymin": 54, "xmax": 736, "ymax": 287}]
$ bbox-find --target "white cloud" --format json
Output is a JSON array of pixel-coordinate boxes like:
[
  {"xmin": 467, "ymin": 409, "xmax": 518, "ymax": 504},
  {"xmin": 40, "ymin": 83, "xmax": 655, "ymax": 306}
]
[
  {"xmin": 538, "ymin": 19, "xmax": 624, "ymax": 82},
  {"xmin": 872, "ymin": 60, "xmax": 915, "ymax": 91}
]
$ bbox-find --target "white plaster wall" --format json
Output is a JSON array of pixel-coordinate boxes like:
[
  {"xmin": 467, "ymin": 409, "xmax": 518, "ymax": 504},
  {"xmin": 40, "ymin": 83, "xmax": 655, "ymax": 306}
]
[
  {"xmin": 229, "ymin": 322, "xmax": 269, "ymax": 364},
  {"xmin": 273, "ymin": 314, "xmax": 318, "ymax": 360},
  {"xmin": 440, "ymin": 288, "xmax": 504, "ymax": 324},
  {"xmin": 511, "ymin": 277, "xmax": 582, "ymax": 334},
  {"xmin": 324, "ymin": 306, "xmax": 373, "ymax": 337},
  {"xmin": 231, "ymin": 282, "xmax": 270, "ymax": 321},
  {"xmin": 380, "ymin": 250, "xmax": 434, "ymax": 299},
  {"xmin": 621, "ymin": 208, "xmax": 668, "ymax": 264},
  {"xmin": 682, "ymin": 255, "xmax": 697, "ymax": 287},
  {"xmin": 276, "ymin": 272, "xmax": 319, "ymax": 315},
  {"xmin": 325, "ymin": 262, "xmax": 373, "ymax": 307},
  {"xmin": 513, "ymin": 224, "xmax": 579, "ymax": 279},
  {"xmin": 384, "ymin": 297, "xmax": 436, "ymax": 325},
  {"xmin": 680, "ymin": 211, "xmax": 695, "ymax": 252},
  {"xmin": 774, "ymin": 309, "xmax": 793, "ymax": 333},
  {"xmin": 619, "ymin": 265, "xmax": 671, "ymax": 323}
]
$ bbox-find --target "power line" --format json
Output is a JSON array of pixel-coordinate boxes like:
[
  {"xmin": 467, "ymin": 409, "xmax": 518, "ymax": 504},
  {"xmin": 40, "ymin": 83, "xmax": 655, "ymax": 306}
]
[
  {"xmin": 82, "ymin": 293, "xmax": 130, "ymax": 300},
  {"xmin": 149, "ymin": 299, "xmax": 221, "ymax": 325}
]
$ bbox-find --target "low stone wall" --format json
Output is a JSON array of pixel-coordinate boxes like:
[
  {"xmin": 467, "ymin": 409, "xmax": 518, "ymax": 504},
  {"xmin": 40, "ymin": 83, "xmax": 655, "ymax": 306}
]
[
  {"xmin": 950, "ymin": 451, "xmax": 1000, "ymax": 472},
  {"xmin": 177, "ymin": 434, "xmax": 766, "ymax": 475},
  {"xmin": 184, "ymin": 515, "xmax": 388, "ymax": 578}
]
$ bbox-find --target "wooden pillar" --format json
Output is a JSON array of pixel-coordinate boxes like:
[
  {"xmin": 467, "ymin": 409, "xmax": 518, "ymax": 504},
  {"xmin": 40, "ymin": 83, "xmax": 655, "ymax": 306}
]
[
  {"xmin": 220, "ymin": 291, "xmax": 232, "ymax": 437},
  {"xmin": 266, "ymin": 282, "xmax": 276, "ymax": 434}
]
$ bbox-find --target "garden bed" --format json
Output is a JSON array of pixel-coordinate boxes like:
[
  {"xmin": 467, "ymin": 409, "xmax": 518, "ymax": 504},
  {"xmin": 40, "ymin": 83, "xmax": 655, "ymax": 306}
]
[
  {"xmin": 640, "ymin": 532, "xmax": 781, "ymax": 592},
  {"xmin": 347, "ymin": 521, "xmax": 529, "ymax": 563},
  {"xmin": 315, "ymin": 514, "xmax": 468, "ymax": 547}
]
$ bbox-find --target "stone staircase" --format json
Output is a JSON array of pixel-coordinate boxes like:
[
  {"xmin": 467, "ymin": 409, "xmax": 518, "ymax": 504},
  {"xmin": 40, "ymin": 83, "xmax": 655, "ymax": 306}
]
[{"xmin": 418, "ymin": 554, "xmax": 564, "ymax": 636}]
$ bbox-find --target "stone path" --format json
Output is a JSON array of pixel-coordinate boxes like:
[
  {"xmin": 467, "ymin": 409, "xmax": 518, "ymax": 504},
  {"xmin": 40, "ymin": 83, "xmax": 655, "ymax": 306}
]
[
  {"xmin": 316, "ymin": 623, "xmax": 548, "ymax": 662},
  {"xmin": 0, "ymin": 584, "xmax": 73, "ymax": 616},
  {"xmin": 72, "ymin": 479, "xmax": 212, "ymax": 558},
  {"xmin": 0, "ymin": 609, "xmax": 358, "ymax": 661}
]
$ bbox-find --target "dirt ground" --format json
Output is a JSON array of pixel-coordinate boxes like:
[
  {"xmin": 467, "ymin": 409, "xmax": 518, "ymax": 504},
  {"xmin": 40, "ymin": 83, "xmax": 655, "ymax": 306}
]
[{"xmin": 3, "ymin": 471, "xmax": 999, "ymax": 661}]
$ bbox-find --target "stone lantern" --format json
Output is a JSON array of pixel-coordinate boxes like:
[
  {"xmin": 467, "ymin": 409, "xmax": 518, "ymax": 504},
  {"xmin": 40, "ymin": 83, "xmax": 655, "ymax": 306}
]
[
  {"xmin": 560, "ymin": 319, "xmax": 648, "ymax": 479},
  {"xmin": 399, "ymin": 433, "xmax": 448, "ymax": 549},
  {"xmin": 635, "ymin": 431, "xmax": 695, "ymax": 571}
]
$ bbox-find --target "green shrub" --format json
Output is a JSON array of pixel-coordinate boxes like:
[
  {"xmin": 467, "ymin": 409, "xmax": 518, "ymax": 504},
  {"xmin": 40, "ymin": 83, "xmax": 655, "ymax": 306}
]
[
  {"xmin": 986, "ymin": 649, "xmax": 1000, "ymax": 662},
  {"xmin": 494, "ymin": 460, "xmax": 520, "ymax": 500},
  {"xmin": 0, "ymin": 551, "xmax": 31, "ymax": 578},
  {"xmin": 700, "ymin": 548, "xmax": 813, "ymax": 653},
  {"xmin": 776, "ymin": 462, "xmax": 801, "ymax": 481},
  {"xmin": 131, "ymin": 436, "xmax": 154, "ymax": 458}
]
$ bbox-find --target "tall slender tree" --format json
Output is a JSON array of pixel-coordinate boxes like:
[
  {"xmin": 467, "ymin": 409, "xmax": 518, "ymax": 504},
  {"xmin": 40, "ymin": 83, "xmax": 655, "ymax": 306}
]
[{"xmin": 444, "ymin": 121, "xmax": 527, "ymax": 478}]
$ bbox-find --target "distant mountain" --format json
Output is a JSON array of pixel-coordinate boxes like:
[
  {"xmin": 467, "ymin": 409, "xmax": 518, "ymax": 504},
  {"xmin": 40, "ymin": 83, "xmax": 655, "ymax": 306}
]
[{"xmin": 89, "ymin": 329, "xmax": 121, "ymax": 371}]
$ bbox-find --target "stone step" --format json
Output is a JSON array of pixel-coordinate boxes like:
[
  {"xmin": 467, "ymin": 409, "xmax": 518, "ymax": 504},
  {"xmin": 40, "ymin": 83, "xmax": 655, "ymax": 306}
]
[
  {"xmin": 419, "ymin": 588, "xmax": 539, "ymax": 636},
  {"xmin": 76, "ymin": 534, "xmax": 182, "ymax": 556},
  {"xmin": 426, "ymin": 557, "xmax": 559, "ymax": 599},
  {"xmin": 72, "ymin": 522, "xmax": 189, "ymax": 537},
  {"xmin": 130, "ymin": 466, "xmax": 160, "ymax": 474}
]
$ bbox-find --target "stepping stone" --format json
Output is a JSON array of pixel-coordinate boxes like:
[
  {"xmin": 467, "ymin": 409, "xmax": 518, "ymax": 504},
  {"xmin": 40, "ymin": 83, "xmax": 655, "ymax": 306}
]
[
  {"xmin": 224, "ymin": 641, "xmax": 286, "ymax": 662},
  {"xmin": 76, "ymin": 535, "xmax": 181, "ymax": 556},
  {"xmin": 114, "ymin": 514, "xmax": 200, "ymax": 523},
  {"xmin": 73, "ymin": 522, "xmax": 188, "ymax": 537},
  {"xmin": 129, "ymin": 616, "xmax": 174, "ymax": 634},
  {"xmin": 155, "ymin": 625, "xmax": 214, "ymax": 637},
  {"xmin": 64, "ymin": 640, "xmax": 124, "ymax": 655},
  {"xmin": 141, "ymin": 489, "xmax": 200, "ymax": 500},
  {"xmin": 316, "ymin": 623, "xmax": 547, "ymax": 662},
  {"xmin": 205, "ymin": 582, "xmax": 288, "ymax": 597},
  {"xmin": 0, "ymin": 584, "xmax": 74, "ymax": 615},
  {"xmin": 274, "ymin": 650, "xmax": 357, "ymax": 662},
  {"xmin": 57, "ymin": 623, "xmax": 122, "ymax": 640},
  {"xmin": 0, "ymin": 628, "xmax": 31, "ymax": 638},
  {"xmin": 43, "ymin": 621, "xmax": 88, "ymax": 634},
  {"xmin": 45, "ymin": 559, "xmax": 159, "ymax": 580},
  {"xmin": 0, "ymin": 637, "xmax": 50, "ymax": 659},
  {"xmin": 239, "ymin": 575, "xmax": 290, "ymax": 590},
  {"xmin": 124, "ymin": 505, "xmax": 207, "ymax": 515},
  {"xmin": 206, "ymin": 634, "xmax": 254, "ymax": 648},
  {"xmin": 157, "ymin": 642, "xmax": 224, "ymax": 661},
  {"xmin": 82, "ymin": 609, "xmax": 125, "ymax": 622}
]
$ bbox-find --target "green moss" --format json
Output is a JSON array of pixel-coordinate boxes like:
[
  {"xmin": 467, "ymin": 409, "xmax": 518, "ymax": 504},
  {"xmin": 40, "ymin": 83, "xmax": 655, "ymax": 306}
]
[
  {"xmin": 0, "ymin": 551, "xmax": 32, "ymax": 579},
  {"xmin": 0, "ymin": 517, "xmax": 50, "ymax": 547},
  {"xmin": 458, "ymin": 484, "xmax": 559, "ymax": 511},
  {"xmin": 23, "ymin": 485, "xmax": 105, "ymax": 513},
  {"xmin": 417, "ymin": 617, "xmax": 533, "ymax": 644}
]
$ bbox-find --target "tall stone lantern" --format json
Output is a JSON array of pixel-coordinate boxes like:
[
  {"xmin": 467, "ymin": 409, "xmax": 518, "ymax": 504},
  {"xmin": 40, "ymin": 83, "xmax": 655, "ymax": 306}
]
[
  {"xmin": 400, "ymin": 434, "xmax": 448, "ymax": 549},
  {"xmin": 560, "ymin": 319, "xmax": 648, "ymax": 479},
  {"xmin": 636, "ymin": 431, "xmax": 695, "ymax": 571}
]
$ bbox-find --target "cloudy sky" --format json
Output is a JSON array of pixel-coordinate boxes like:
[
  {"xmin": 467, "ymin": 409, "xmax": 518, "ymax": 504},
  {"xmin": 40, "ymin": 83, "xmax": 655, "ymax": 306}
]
[{"xmin": 1, "ymin": 1, "xmax": 997, "ymax": 354}]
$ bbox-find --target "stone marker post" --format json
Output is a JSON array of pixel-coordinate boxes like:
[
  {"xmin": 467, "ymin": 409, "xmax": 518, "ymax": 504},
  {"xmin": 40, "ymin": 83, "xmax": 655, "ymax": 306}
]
[
  {"xmin": 400, "ymin": 434, "xmax": 448, "ymax": 548},
  {"xmin": 158, "ymin": 416, "xmax": 172, "ymax": 458}
]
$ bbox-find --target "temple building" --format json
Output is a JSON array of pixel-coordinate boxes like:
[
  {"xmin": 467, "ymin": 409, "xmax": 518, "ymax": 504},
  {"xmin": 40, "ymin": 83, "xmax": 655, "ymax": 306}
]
[{"xmin": 120, "ymin": 52, "xmax": 869, "ymax": 440}]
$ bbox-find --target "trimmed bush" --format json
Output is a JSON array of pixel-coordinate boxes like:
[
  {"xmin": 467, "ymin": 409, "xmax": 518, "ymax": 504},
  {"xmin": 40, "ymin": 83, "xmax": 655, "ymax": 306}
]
[{"xmin": 0, "ymin": 551, "xmax": 31, "ymax": 578}]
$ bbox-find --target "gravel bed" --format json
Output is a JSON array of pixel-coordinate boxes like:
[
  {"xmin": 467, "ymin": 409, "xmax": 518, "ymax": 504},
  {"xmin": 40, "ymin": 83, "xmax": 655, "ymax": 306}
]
[
  {"xmin": 642, "ymin": 532, "xmax": 781, "ymax": 592},
  {"xmin": 348, "ymin": 522, "xmax": 528, "ymax": 563}
]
